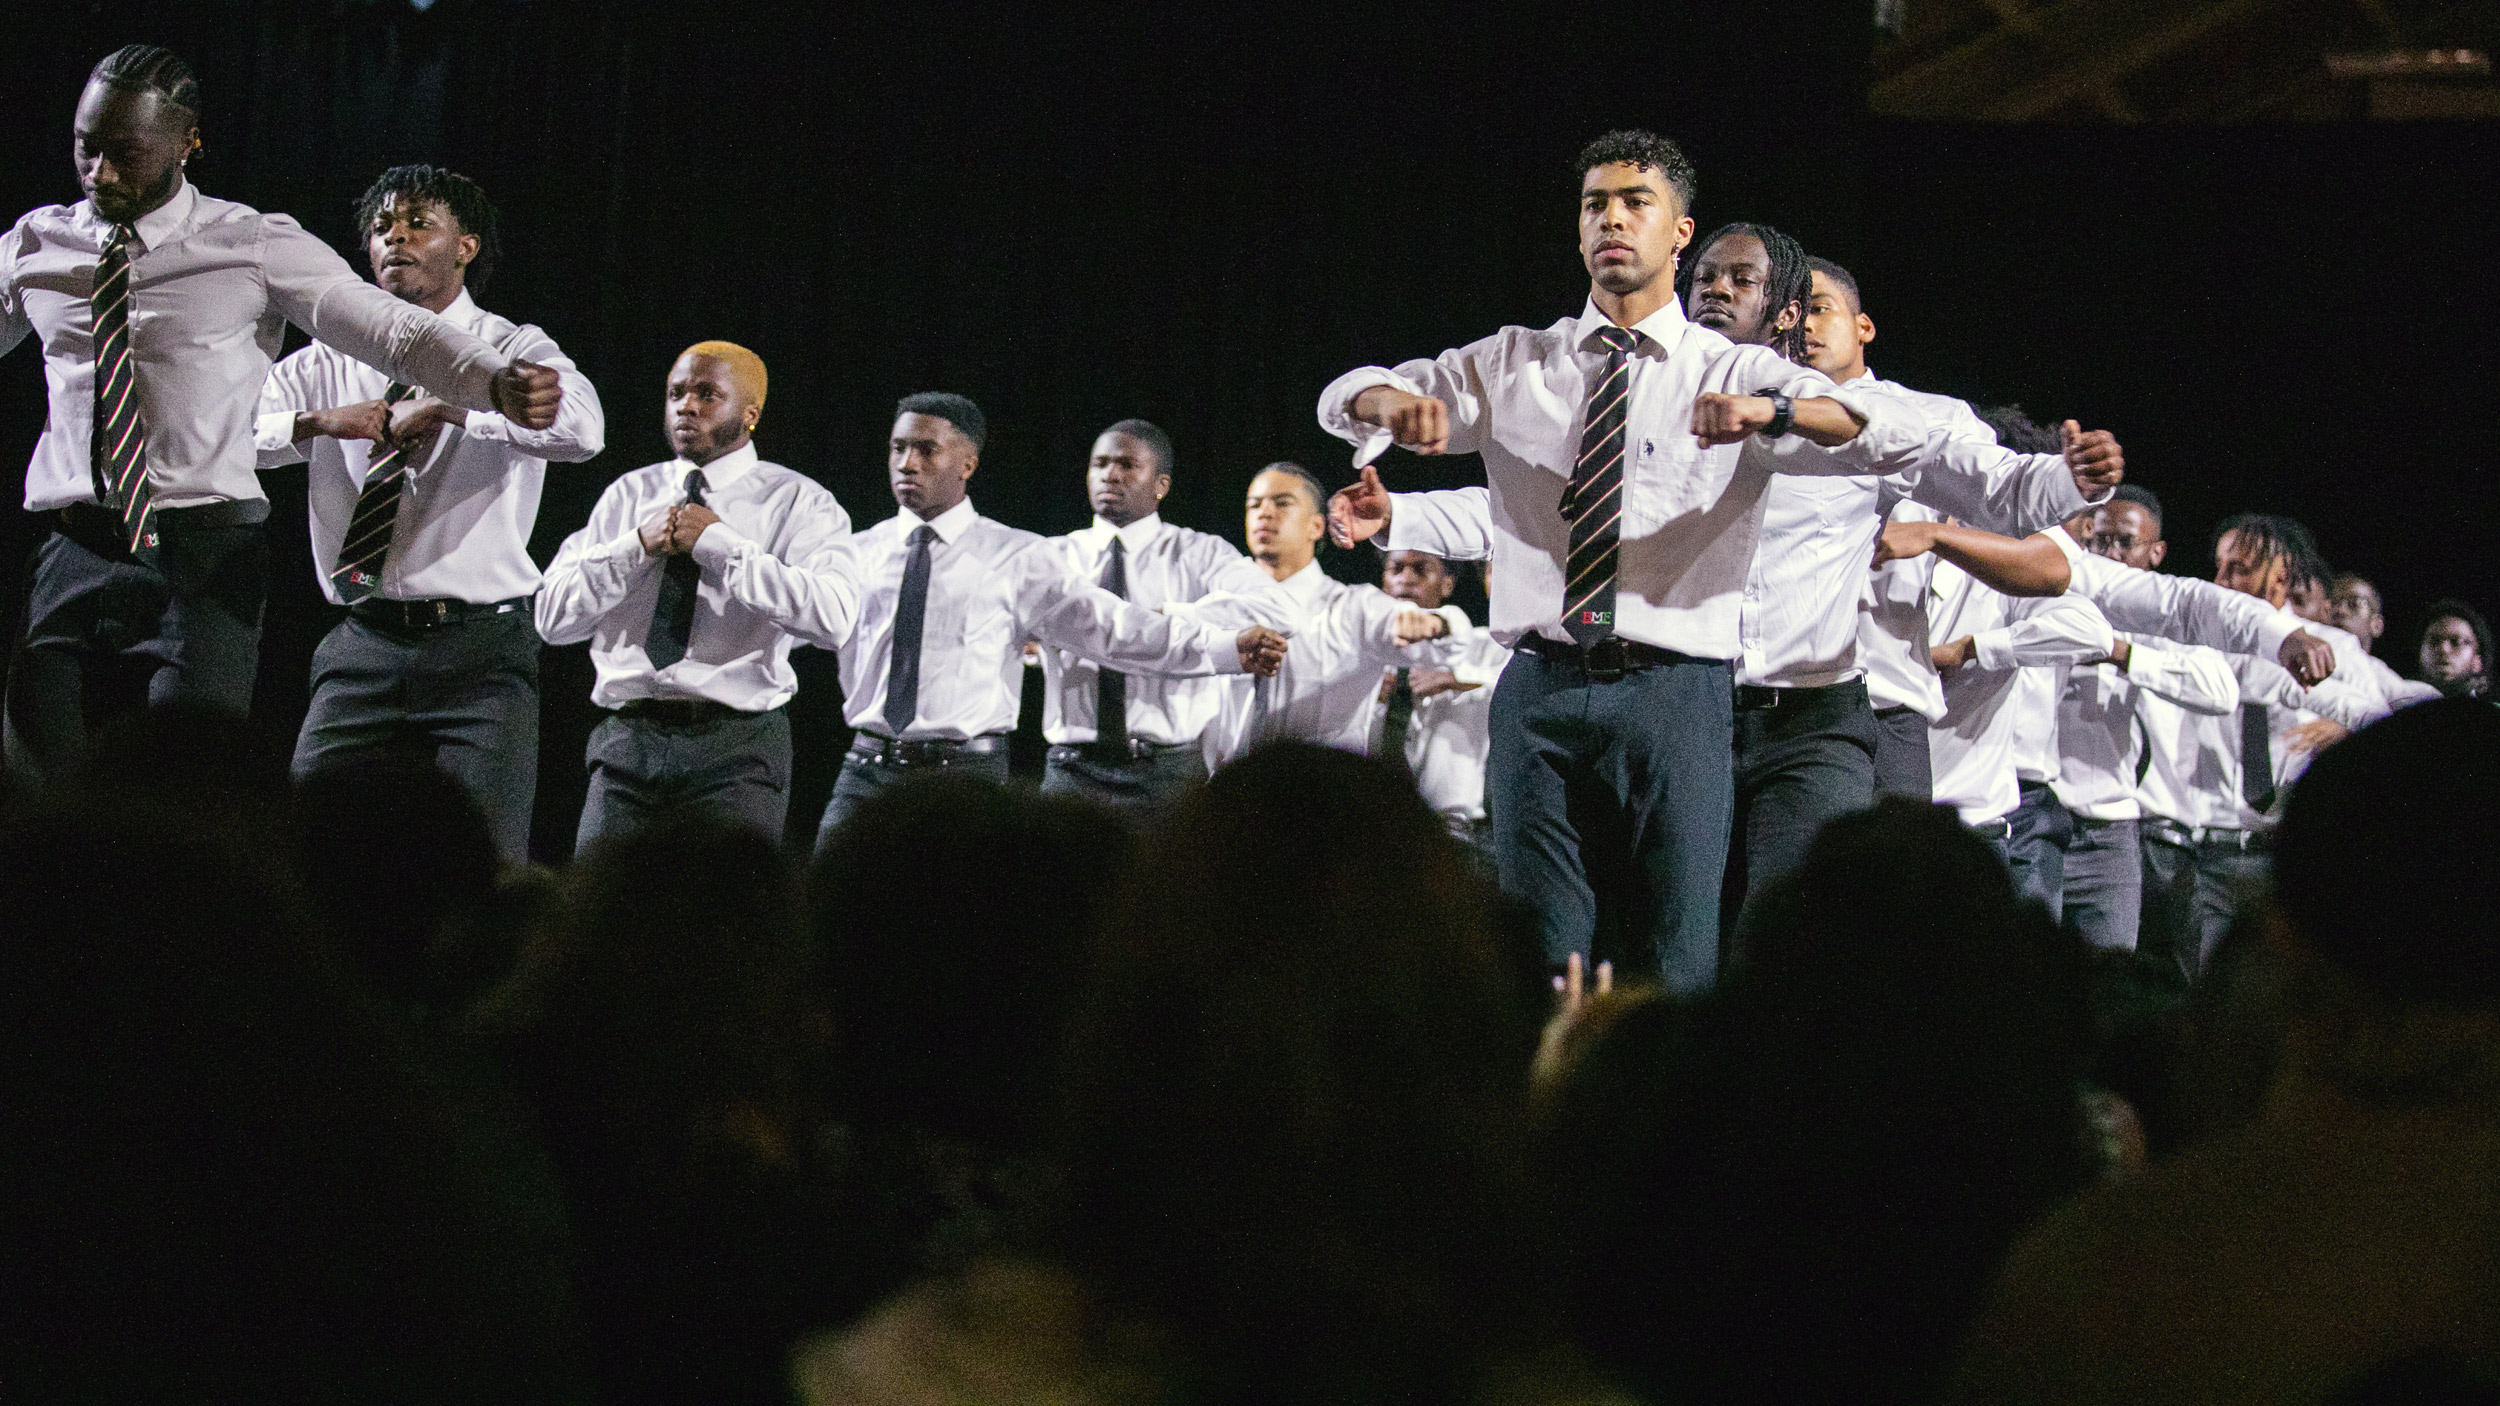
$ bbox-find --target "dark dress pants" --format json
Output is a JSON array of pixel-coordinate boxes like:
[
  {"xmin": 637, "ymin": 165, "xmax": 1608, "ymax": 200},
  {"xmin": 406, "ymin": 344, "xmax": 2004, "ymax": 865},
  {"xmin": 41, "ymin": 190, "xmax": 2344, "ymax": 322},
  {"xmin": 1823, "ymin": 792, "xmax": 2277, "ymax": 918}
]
[
  {"xmin": 575, "ymin": 706, "xmax": 793, "ymax": 856},
  {"xmin": 6, "ymin": 515, "xmax": 267, "ymax": 784},
  {"xmin": 2004, "ymin": 780, "xmax": 2076, "ymax": 919},
  {"xmin": 2060, "ymin": 815, "xmax": 2142, "ymax": 952},
  {"xmin": 1039, "ymin": 743, "xmax": 1207, "ymax": 823},
  {"xmin": 1722, "ymin": 680, "xmax": 1879, "ymax": 953},
  {"xmin": 292, "ymin": 610, "xmax": 542, "ymax": 866},
  {"xmin": 1487, "ymin": 648, "xmax": 1735, "ymax": 997},
  {"xmin": 2137, "ymin": 822, "xmax": 2270, "ymax": 993},
  {"xmin": 814, "ymin": 748, "xmax": 1013, "ymax": 855},
  {"xmin": 1870, "ymin": 704, "xmax": 1934, "ymax": 802}
]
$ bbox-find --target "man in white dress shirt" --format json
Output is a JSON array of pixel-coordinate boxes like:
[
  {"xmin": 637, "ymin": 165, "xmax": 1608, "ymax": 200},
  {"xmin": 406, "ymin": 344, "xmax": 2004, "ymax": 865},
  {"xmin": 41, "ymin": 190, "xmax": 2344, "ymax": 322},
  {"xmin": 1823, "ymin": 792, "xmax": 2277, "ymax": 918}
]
[
  {"xmin": 1196, "ymin": 465, "xmax": 1456, "ymax": 768},
  {"xmin": 256, "ymin": 165, "xmax": 604, "ymax": 864},
  {"xmin": 1370, "ymin": 550, "xmax": 1507, "ymax": 855},
  {"xmin": 1316, "ymin": 129, "xmax": 1919, "ymax": 993},
  {"xmin": 1, "ymin": 46, "xmax": 562, "ymax": 782},
  {"xmin": 538, "ymin": 341, "xmax": 846, "ymax": 851},
  {"xmin": 803, "ymin": 394, "xmax": 1287, "ymax": 851},
  {"xmin": 1037, "ymin": 418, "xmax": 1271, "ymax": 817}
]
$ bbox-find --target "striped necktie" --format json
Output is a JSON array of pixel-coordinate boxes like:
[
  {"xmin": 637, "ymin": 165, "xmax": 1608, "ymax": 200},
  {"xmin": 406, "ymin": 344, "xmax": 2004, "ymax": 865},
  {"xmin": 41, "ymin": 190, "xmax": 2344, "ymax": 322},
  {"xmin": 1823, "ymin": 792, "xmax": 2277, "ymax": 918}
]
[
  {"xmin": 330, "ymin": 382, "xmax": 424, "ymax": 602},
  {"xmin": 1561, "ymin": 324, "xmax": 1637, "ymax": 646},
  {"xmin": 91, "ymin": 223, "xmax": 154, "ymax": 553}
]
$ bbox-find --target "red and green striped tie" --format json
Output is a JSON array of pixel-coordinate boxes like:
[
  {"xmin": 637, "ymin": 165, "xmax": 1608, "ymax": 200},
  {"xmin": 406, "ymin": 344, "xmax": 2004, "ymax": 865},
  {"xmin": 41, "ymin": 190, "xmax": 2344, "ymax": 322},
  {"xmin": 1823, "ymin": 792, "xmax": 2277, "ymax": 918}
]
[
  {"xmin": 1560, "ymin": 324, "xmax": 1636, "ymax": 646},
  {"xmin": 330, "ymin": 382, "xmax": 423, "ymax": 602},
  {"xmin": 91, "ymin": 223, "xmax": 153, "ymax": 553}
]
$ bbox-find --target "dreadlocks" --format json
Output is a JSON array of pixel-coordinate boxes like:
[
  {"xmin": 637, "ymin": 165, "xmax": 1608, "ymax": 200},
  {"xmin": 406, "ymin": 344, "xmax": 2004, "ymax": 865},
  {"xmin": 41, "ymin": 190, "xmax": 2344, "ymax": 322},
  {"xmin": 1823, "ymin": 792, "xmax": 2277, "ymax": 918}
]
[
  {"xmin": 1975, "ymin": 404, "xmax": 2062, "ymax": 455},
  {"xmin": 1683, "ymin": 222, "xmax": 1810, "ymax": 363},
  {"xmin": 2213, "ymin": 513, "xmax": 2330, "ymax": 595},
  {"xmin": 91, "ymin": 44, "xmax": 201, "ymax": 118},
  {"xmin": 353, "ymin": 165, "xmax": 502, "ymax": 293}
]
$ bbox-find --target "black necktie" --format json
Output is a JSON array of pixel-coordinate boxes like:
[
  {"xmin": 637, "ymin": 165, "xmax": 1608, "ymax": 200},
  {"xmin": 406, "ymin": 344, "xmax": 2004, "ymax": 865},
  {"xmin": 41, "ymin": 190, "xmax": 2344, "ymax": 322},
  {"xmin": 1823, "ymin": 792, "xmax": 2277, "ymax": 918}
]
[
  {"xmin": 2239, "ymin": 702, "xmax": 2277, "ymax": 813},
  {"xmin": 644, "ymin": 468, "xmax": 707, "ymax": 669},
  {"xmin": 1562, "ymin": 324, "xmax": 1636, "ymax": 646},
  {"xmin": 331, "ymin": 381, "xmax": 423, "ymax": 602},
  {"xmin": 1095, "ymin": 536, "xmax": 1130, "ymax": 754},
  {"xmin": 92, "ymin": 223, "xmax": 154, "ymax": 553},
  {"xmin": 884, "ymin": 524, "xmax": 937, "ymax": 737},
  {"xmin": 1381, "ymin": 665, "xmax": 1416, "ymax": 777}
]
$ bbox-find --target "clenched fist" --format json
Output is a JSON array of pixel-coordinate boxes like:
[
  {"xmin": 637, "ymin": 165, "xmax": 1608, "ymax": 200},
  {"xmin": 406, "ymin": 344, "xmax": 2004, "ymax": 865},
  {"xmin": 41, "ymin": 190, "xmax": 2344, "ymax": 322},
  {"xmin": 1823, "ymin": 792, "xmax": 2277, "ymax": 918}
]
[
  {"xmin": 490, "ymin": 358, "xmax": 562, "ymax": 430},
  {"xmin": 1348, "ymin": 387, "xmax": 1450, "ymax": 455},
  {"xmin": 1236, "ymin": 625, "xmax": 1289, "ymax": 676}
]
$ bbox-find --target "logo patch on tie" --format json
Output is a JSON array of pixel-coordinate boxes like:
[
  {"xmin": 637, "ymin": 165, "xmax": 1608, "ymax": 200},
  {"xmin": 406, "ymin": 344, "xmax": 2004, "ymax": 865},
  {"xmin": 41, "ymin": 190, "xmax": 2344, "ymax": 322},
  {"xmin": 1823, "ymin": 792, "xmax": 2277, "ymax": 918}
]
[
  {"xmin": 140, "ymin": 531, "xmax": 159, "ymax": 550},
  {"xmin": 1580, "ymin": 609, "xmax": 1611, "ymax": 626},
  {"xmin": 346, "ymin": 569, "xmax": 374, "ymax": 586}
]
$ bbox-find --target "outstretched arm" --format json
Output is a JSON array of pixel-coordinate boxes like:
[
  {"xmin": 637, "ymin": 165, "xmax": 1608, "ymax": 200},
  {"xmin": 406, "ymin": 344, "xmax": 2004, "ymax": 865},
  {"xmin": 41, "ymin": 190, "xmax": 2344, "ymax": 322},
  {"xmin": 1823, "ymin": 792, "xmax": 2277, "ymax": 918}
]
[
  {"xmin": 1876, "ymin": 519, "xmax": 2071, "ymax": 597},
  {"xmin": 1901, "ymin": 419, "xmax": 2122, "ymax": 536},
  {"xmin": 681, "ymin": 489, "xmax": 863, "ymax": 650},
  {"xmin": 1316, "ymin": 341, "xmax": 1498, "ymax": 466},
  {"xmin": 1020, "ymin": 555, "xmax": 1285, "ymax": 678},
  {"xmin": 2060, "ymin": 545, "xmax": 2333, "ymax": 686}
]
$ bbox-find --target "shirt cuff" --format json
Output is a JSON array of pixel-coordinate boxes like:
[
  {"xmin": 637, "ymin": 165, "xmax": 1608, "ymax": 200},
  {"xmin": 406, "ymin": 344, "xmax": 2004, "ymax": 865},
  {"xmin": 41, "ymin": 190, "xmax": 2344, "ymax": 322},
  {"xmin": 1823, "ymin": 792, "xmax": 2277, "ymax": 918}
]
[
  {"xmin": 460, "ymin": 410, "xmax": 506, "ymax": 443},
  {"xmin": 1316, "ymin": 367, "xmax": 1415, "ymax": 468},
  {"xmin": 1971, "ymin": 627, "xmax": 2019, "ymax": 671},
  {"xmin": 598, "ymin": 530, "xmax": 655, "ymax": 571},
  {"xmin": 2254, "ymin": 611, "xmax": 2302, "ymax": 661},
  {"xmin": 255, "ymin": 410, "xmax": 297, "ymax": 453},
  {"xmin": 2120, "ymin": 641, "xmax": 2161, "ymax": 677},
  {"xmin": 691, "ymin": 519, "xmax": 753, "ymax": 572}
]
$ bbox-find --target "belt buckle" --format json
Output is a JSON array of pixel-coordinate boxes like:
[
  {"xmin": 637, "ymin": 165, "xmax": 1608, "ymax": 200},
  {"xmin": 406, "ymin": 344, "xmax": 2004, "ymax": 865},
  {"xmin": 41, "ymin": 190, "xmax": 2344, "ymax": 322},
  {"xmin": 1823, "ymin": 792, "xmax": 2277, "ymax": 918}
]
[
  {"xmin": 433, "ymin": 599, "xmax": 451, "ymax": 625},
  {"xmin": 1584, "ymin": 637, "xmax": 1628, "ymax": 683}
]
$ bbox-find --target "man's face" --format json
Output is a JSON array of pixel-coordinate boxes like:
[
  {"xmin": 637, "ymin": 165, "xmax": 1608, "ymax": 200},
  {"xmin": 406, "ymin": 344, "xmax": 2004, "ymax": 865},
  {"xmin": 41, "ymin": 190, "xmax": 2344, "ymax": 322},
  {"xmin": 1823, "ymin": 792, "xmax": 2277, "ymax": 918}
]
[
  {"xmin": 366, "ymin": 193, "xmax": 476, "ymax": 311},
  {"xmin": 2213, "ymin": 530, "xmax": 2289, "ymax": 607},
  {"xmin": 890, "ymin": 412, "xmax": 978, "ymax": 517},
  {"xmin": 1800, "ymin": 270, "xmax": 1873, "ymax": 380},
  {"xmin": 1245, "ymin": 468, "xmax": 1323, "ymax": 569},
  {"xmin": 2421, "ymin": 616, "xmax": 2484, "ymax": 685},
  {"xmin": 2086, "ymin": 502, "xmax": 2165, "ymax": 570},
  {"xmin": 73, "ymin": 81, "xmax": 194, "ymax": 226},
  {"xmin": 1578, "ymin": 162, "xmax": 1692, "ymax": 300},
  {"xmin": 1381, "ymin": 550, "xmax": 1455, "ymax": 609},
  {"xmin": 2287, "ymin": 576, "xmax": 2332, "ymax": 625},
  {"xmin": 1687, "ymin": 232, "xmax": 1794, "ymax": 346},
  {"xmin": 1085, "ymin": 430, "xmax": 1167, "ymax": 527},
  {"xmin": 2330, "ymin": 577, "xmax": 2384, "ymax": 646},
  {"xmin": 663, "ymin": 353, "xmax": 754, "ymax": 466}
]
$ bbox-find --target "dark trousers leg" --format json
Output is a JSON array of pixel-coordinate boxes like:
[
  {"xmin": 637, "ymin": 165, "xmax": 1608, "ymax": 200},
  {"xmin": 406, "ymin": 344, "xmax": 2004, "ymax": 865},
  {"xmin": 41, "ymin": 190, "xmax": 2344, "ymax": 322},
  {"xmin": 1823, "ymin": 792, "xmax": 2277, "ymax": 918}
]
[
  {"xmin": 1039, "ymin": 746, "xmax": 1209, "ymax": 822},
  {"xmin": 1488, "ymin": 651, "xmax": 1734, "ymax": 996},
  {"xmin": 6, "ymin": 525, "xmax": 265, "ymax": 783},
  {"xmin": 575, "ymin": 708, "xmax": 792, "ymax": 856},
  {"xmin": 292, "ymin": 613, "xmax": 542, "ymax": 867},
  {"xmin": 2135, "ymin": 829, "xmax": 2201, "ymax": 996},
  {"xmin": 1724, "ymin": 683, "xmax": 1879, "ymax": 954},
  {"xmin": 1870, "ymin": 705, "xmax": 1933, "ymax": 802},
  {"xmin": 815, "ymin": 751, "xmax": 1012, "ymax": 856},
  {"xmin": 2192, "ymin": 849, "xmax": 2269, "ymax": 973},
  {"xmin": 2004, "ymin": 781, "xmax": 2076, "ymax": 920},
  {"xmin": 2060, "ymin": 816, "xmax": 2142, "ymax": 952}
]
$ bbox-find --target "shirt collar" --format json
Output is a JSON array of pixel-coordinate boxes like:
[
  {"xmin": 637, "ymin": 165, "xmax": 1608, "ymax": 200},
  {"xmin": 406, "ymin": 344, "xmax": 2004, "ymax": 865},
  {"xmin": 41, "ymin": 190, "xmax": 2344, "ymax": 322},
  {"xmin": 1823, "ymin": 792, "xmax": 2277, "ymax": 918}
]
[
  {"xmin": 436, "ymin": 286, "xmax": 483, "ymax": 331},
  {"xmin": 1574, "ymin": 295, "xmax": 1693, "ymax": 359},
  {"xmin": 905, "ymin": 495, "xmax": 980, "ymax": 544},
  {"xmin": 90, "ymin": 176, "xmax": 197, "ymax": 251},
  {"xmin": 1275, "ymin": 557, "xmax": 1334, "ymax": 606},
  {"xmin": 673, "ymin": 440, "xmax": 758, "ymax": 492},
  {"xmin": 1088, "ymin": 512, "xmax": 1163, "ymax": 552}
]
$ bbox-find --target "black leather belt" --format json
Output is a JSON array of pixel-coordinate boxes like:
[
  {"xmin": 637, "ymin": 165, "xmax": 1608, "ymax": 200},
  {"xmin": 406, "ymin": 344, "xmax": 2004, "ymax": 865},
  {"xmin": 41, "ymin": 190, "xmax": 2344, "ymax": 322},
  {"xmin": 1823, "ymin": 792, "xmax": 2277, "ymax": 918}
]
[
  {"xmin": 56, "ymin": 499, "xmax": 271, "ymax": 556},
  {"xmin": 849, "ymin": 733, "xmax": 1009, "ymax": 766},
  {"xmin": 1737, "ymin": 679, "xmax": 1868, "ymax": 710},
  {"xmin": 1513, "ymin": 634, "xmax": 1706, "ymax": 682},
  {"xmin": 1047, "ymin": 739, "xmax": 1189, "ymax": 765},
  {"xmin": 614, "ymin": 698, "xmax": 753, "ymax": 727},
  {"xmin": 2144, "ymin": 817, "xmax": 2274, "ymax": 853},
  {"xmin": 351, "ymin": 594, "xmax": 533, "ymax": 630}
]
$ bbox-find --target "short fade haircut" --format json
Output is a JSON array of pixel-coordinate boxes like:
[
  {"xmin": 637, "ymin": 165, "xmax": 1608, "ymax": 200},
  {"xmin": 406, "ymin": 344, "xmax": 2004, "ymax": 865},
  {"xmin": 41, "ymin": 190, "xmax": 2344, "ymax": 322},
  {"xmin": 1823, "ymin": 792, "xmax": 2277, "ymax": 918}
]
[
  {"xmin": 1976, "ymin": 404, "xmax": 2062, "ymax": 456},
  {"xmin": 91, "ymin": 44, "xmax": 200, "ymax": 117},
  {"xmin": 896, "ymin": 391, "xmax": 986, "ymax": 449},
  {"xmin": 1100, "ymin": 418, "xmax": 1173, "ymax": 477},
  {"xmin": 2214, "ymin": 513, "xmax": 2329, "ymax": 591},
  {"xmin": 1259, "ymin": 461, "xmax": 1331, "ymax": 535},
  {"xmin": 353, "ymin": 164, "xmax": 502, "ymax": 293},
  {"xmin": 1805, "ymin": 256, "xmax": 1861, "ymax": 312},
  {"xmin": 1573, "ymin": 129, "xmax": 1697, "ymax": 215},
  {"xmin": 2109, "ymin": 484, "xmax": 2165, "ymax": 528}
]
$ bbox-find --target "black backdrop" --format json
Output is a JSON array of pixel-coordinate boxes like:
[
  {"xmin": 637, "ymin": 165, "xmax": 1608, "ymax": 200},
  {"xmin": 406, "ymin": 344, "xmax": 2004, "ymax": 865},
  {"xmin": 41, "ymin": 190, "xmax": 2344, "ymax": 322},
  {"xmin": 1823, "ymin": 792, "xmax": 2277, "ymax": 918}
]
[{"xmin": 8, "ymin": 1, "xmax": 2493, "ymax": 860}]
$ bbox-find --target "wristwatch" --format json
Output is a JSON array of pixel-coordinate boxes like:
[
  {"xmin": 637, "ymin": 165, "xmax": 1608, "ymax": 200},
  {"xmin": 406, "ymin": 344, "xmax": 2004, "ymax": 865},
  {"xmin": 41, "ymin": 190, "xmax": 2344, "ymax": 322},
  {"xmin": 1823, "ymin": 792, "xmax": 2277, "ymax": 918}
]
[{"xmin": 1756, "ymin": 388, "xmax": 1795, "ymax": 438}]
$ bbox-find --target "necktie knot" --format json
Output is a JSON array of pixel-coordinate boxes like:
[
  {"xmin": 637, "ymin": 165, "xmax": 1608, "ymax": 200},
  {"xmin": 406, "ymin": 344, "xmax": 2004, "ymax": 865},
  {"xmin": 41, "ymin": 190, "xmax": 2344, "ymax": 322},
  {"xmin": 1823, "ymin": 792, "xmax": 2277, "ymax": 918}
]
[
  {"xmin": 106, "ymin": 224, "xmax": 134, "ymax": 252},
  {"xmin": 1593, "ymin": 325, "xmax": 1638, "ymax": 356},
  {"xmin": 911, "ymin": 525, "xmax": 937, "ymax": 547},
  {"xmin": 683, "ymin": 468, "xmax": 708, "ymax": 504}
]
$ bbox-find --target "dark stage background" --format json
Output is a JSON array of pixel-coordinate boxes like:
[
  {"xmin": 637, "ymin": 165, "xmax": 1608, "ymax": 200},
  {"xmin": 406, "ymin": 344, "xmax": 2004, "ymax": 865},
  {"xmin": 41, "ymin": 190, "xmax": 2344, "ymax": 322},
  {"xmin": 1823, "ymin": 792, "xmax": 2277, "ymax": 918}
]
[{"xmin": 7, "ymin": 1, "xmax": 2493, "ymax": 861}]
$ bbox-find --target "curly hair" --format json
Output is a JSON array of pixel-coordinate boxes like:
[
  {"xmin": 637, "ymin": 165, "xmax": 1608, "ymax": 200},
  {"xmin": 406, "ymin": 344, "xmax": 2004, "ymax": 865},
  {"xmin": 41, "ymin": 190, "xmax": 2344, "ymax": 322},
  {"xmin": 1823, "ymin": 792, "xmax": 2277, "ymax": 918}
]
[
  {"xmin": 353, "ymin": 164, "xmax": 502, "ymax": 293},
  {"xmin": 1573, "ymin": 129, "xmax": 1697, "ymax": 214}
]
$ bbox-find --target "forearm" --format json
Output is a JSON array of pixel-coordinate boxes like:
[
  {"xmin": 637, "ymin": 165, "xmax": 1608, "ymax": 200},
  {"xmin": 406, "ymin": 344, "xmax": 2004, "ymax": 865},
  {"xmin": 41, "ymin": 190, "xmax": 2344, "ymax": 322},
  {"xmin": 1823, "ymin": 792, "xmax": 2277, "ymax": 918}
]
[
  {"xmin": 534, "ymin": 530, "xmax": 653, "ymax": 645},
  {"xmin": 1385, "ymin": 487, "xmax": 1493, "ymax": 561},
  {"xmin": 1032, "ymin": 580, "xmax": 1236, "ymax": 677},
  {"xmin": 698, "ymin": 527, "xmax": 860, "ymax": 649},
  {"xmin": 466, "ymin": 361, "xmax": 605, "ymax": 461},
  {"xmin": 1929, "ymin": 525, "xmax": 2070, "ymax": 597}
]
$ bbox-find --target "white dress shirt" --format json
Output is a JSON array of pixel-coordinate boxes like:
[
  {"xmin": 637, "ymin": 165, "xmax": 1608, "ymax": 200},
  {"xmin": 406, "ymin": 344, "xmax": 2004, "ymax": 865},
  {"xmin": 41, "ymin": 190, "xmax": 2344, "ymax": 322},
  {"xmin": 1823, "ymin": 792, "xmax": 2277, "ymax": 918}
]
[
  {"xmin": 536, "ymin": 443, "xmax": 853, "ymax": 711},
  {"xmin": 254, "ymin": 288, "xmax": 604, "ymax": 604},
  {"xmin": 1370, "ymin": 622, "xmax": 1510, "ymax": 830},
  {"xmin": 760, "ymin": 497, "xmax": 1248, "ymax": 741},
  {"xmin": 1862, "ymin": 500, "xmax": 1948, "ymax": 720},
  {"xmin": 1197, "ymin": 560, "xmax": 1465, "ymax": 765},
  {"xmin": 2, "ymin": 179, "xmax": 516, "ymax": 511},
  {"xmin": 2054, "ymin": 634, "xmax": 2240, "ymax": 822},
  {"xmin": 1925, "ymin": 560, "xmax": 2116, "ymax": 826},
  {"xmin": 1036, "ymin": 513, "xmax": 1273, "ymax": 746},
  {"xmin": 1319, "ymin": 297, "xmax": 1920, "ymax": 659},
  {"xmin": 2135, "ymin": 611, "xmax": 2394, "ymax": 833}
]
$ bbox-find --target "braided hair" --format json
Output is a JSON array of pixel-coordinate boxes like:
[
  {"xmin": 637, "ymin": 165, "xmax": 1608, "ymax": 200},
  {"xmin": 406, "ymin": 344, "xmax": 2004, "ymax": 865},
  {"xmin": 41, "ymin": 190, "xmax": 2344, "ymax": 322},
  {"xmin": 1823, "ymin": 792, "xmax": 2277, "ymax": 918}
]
[
  {"xmin": 90, "ymin": 44, "xmax": 200, "ymax": 117},
  {"xmin": 1682, "ymin": 221, "xmax": 1811, "ymax": 362},
  {"xmin": 2213, "ymin": 513, "xmax": 2330, "ymax": 595}
]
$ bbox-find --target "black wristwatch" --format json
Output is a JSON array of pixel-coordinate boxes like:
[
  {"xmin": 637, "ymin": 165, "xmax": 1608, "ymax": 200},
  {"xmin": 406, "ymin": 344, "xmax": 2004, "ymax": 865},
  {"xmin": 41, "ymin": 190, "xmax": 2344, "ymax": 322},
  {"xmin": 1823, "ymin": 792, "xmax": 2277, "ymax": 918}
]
[{"xmin": 1757, "ymin": 388, "xmax": 1795, "ymax": 439}]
